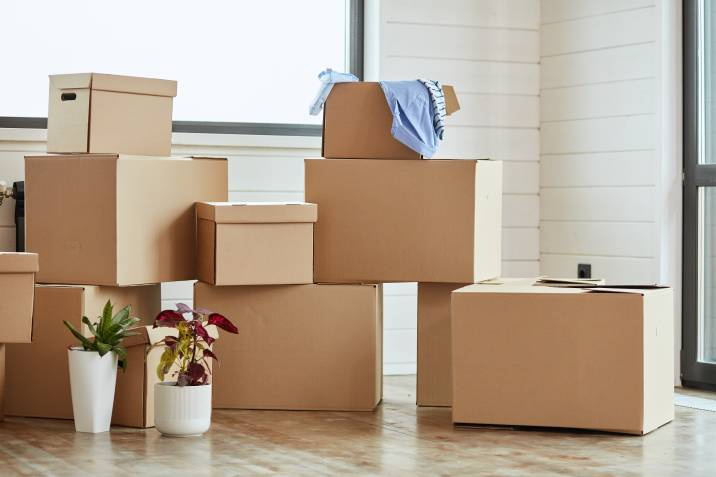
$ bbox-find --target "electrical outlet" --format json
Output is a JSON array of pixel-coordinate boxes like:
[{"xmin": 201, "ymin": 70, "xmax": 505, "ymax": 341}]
[{"xmin": 577, "ymin": 263, "xmax": 591, "ymax": 279}]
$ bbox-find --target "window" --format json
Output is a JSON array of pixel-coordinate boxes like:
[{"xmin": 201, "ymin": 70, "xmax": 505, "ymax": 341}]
[
  {"xmin": 0, "ymin": 0, "xmax": 358, "ymax": 127},
  {"xmin": 683, "ymin": 0, "xmax": 716, "ymax": 389}
]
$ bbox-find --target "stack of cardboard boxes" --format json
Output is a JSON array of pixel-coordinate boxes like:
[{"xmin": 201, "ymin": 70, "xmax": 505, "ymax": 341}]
[
  {"xmin": 306, "ymin": 82, "xmax": 503, "ymax": 411},
  {"xmin": 0, "ymin": 73, "xmax": 675, "ymax": 436},
  {"xmin": 193, "ymin": 203, "xmax": 383, "ymax": 411},
  {"xmin": 3, "ymin": 73, "xmax": 228, "ymax": 427}
]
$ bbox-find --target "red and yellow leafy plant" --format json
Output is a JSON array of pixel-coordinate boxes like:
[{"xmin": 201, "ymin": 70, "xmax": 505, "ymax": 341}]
[{"xmin": 153, "ymin": 303, "xmax": 238, "ymax": 386}]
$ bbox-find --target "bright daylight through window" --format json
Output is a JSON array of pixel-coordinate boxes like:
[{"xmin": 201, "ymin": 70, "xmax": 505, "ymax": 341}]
[{"xmin": 0, "ymin": 0, "xmax": 348, "ymax": 124}]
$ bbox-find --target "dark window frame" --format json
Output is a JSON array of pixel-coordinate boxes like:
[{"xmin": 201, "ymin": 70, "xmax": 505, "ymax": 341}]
[
  {"xmin": 0, "ymin": 0, "xmax": 363, "ymax": 137},
  {"xmin": 683, "ymin": 0, "xmax": 716, "ymax": 389}
]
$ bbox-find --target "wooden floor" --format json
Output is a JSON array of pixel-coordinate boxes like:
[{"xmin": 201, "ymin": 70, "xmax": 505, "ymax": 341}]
[{"xmin": 1, "ymin": 375, "xmax": 716, "ymax": 476}]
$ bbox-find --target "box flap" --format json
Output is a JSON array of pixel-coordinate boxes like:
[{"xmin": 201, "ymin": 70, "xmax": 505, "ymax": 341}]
[
  {"xmin": 196, "ymin": 202, "xmax": 318, "ymax": 224},
  {"xmin": 584, "ymin": 285, "xmax": 670, "ymax": 295},
  {"xmin": 454, "ymin": 282, "xmax": 588, "ymax": 295},
  {"xmin": 186, "ymin": 156, "xmax": 228, "ymax": 161},
  {"xmin": 442, "ymin": 85, "xmax": 460, "ymax": 115},
  {"xmin": 51, "ymin": 73, "xmax": 177, "ymax": 97},
  {"xmin": 0, "ymin": 252, "xmax": 39, "ymax": 273},
  {"xmin": 49, "ymin": 73, "xmax": 93, "ymax": 90},
  {"xmin": 537, "ymin": 277, "xmax": 607, "ymax": 286}
]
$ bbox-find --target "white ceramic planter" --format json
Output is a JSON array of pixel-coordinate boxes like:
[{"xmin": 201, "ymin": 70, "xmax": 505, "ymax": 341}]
[
  {"xmin": 155, "ymin": 383, "xmax": 212, "ymax": 437},
  {"xmin": 67, "ymin": 348, "xmax": 118, "ymax": 433}
]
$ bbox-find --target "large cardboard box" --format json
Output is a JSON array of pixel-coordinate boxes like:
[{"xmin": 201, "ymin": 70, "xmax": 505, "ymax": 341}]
[
  {"xmin": 195, "ymin": 282, "xmax": 383, "ymax": 411},
  {"xmin": 0, "ymin": 344, "xmax": 4, "ymax": 421},
  {"xmin": 305, "ymin": 158, "xmax": 502, "ymax": 283},
  {"xmin": 0, "ymin": 253, "xmax": 39, "ymax": 343},
  {"xmin": 47, "ymin": 73, "xmax": 177, "ymax": 156},
  {"xmin": 323, "ymin": 82, "xmax": 460, "ymax": 159},
  {"xmin": 196, "ymin": 202, "xmax": 317, "ymax": 285},
  {"xmin": 4, "ymin": 284, "xmax": 160, "ymax": 422},
  {"xmin": 451, "ymin": 282, "xmax": 675, "ymax": 435},
  {"xmin": 26, "ymin": 154, "xmax": 228, "ymax": 286},
  {"xmin": 417, "ymin": 282, "xmax": 468, "ymax": 407}
]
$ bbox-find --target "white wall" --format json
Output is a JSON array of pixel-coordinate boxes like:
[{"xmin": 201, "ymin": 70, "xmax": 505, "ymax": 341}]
[
  {"xmin": 539, "ymin": 0, "xmax": 683, "ymax": 383},
  {"xmin": 365, "ymin": 0, "xmax": 541, "ymax": 372}
]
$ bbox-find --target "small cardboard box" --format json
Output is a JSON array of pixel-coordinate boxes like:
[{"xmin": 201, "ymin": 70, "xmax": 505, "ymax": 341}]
[
  {"xmin": 0, "ymin": 253, "xmax": 39, "ymax": 343},
  {"xmin": 323, "ymin": 82, "xmax": 460, "ymax": 159},
  {"xmin": 196, "ymin": 202, "xmax": 317, "ymax": 285},
  {"xmin": 451, "ymin": 282, "xmax": 675, "ymax": 435},
  {"xmin": 4, "ymin": 284, "xmax": 160, "ymax": 422},
  {"xmin": 47, "ymin": 73, "xmax": 177, "ymax": 156},
  {"xmin": 195, "ymin": 281, "xmax": 383, "ymax": 411},
  {"xmin": 26, "ymin": 154, "xmax": 228, "ymax": 286},
  {"xmin": 417, "ymin": 282, "xmax": 468, "ymax": 407},
  {"xmin": 305, "ymin": 158, "xmax": 502, "ymax": 283}
]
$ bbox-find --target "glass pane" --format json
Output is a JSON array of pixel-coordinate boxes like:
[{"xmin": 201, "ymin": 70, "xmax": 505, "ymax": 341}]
[
  {"xmin": 0, "ymin": 0, "xmax": 347, "ymax": 124},
  {"xmin": 700, "ymin": 188, "xmax": 716, "ymax": 362},
  {"xmin": 704, "ymin": 0, "xmax": 716, "ymax": 163}
]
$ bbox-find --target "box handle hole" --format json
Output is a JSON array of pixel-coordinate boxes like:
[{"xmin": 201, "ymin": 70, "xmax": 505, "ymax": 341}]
[{"xmin": 61, "ymin": 93, "xmax": 77, "ymax": 101}]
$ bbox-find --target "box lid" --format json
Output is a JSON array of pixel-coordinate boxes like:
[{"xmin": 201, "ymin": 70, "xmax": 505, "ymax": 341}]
[
  {"xmin": 49, "ymin": 73, "xmax": 177, "ymax": 97},
  {"xmin": 196, "ymin": 202, "xmax": 318, "ymax": 224},
  {"xmin": 455, "ymin": 281, "xmax": 669, "ymax": 296},
  {"xmin": 0, "ymin": 252, "xmax": 39, "ymax": 273}
]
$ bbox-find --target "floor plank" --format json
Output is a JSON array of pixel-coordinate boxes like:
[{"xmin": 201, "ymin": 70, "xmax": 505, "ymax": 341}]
[{"xmin": 1, "ymin": 376, "xmax": 715, "ymax": 476}]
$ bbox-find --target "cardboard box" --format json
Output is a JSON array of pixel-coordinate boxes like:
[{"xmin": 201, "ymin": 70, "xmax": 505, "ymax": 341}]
[
  {"xmin": 416, "ymin": 282, "xmax": 468, "ymax": 407},
  {"xmin": 26, "ymin": 154, "xmax": 228, "ymax": 286},
  {"xmin": 0, "ymin": 253, "xmax": 39, "ymax": 343},
  {"xmin": 113, "ymin": 326, "xmax": 170, "ymax": 428},
  {"xmin": 4, "ymin": 284, "xmax": 160, "ymax": 422},
  {"xmin": 305, "ymin": 158, "xmax": 502, "ymax": 283},
  {"xmin": 195, "ymin": 281, "xmax": 383, "ymax": 411},
  {"xmin": 323, "ymin": 82, "xmax": 460, "ymax": 159},
  {"xmin": 47, "ymin": 73, "xmax": 177, "ymax": 156},
  {"xmin": 0, "ymin": 345, "xmax": 5, "ymax": 421},
  {"xmin": 196, "ymin": 202, "xmax": 317, "ymax": 285},
  {"xmin": 416, "ymin": 278, "xmax": 605, "ymax": 407},
  {"xmin": 451, "ymin": 282, "xmax": 675, "ymax": 435}
]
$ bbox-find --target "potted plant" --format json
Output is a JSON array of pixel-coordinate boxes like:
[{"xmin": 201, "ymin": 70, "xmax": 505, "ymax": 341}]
[
  {"xmin": 152, "ymin": 303, "xmax": 238, "ymax": 437},
  {"xmin": 64, "ymin": 300, "xmax": 139, "ymax": 433}
]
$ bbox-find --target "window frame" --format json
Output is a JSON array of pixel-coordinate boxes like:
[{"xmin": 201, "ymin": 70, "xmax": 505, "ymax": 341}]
[
  {"xmin": 682, "ymin": 0, "xmax": 716, "ymax": 389},
  {"xmin": 0, "ymin": 0, "xmax": 363, "ymax": 137}
]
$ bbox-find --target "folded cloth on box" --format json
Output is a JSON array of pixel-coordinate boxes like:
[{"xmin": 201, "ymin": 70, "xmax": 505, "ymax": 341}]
[
  {"xmin": 418, "ymin": 79, "xmax": 447, "ymax": 140},
  {"xmin": 309, "ymin": 68, "xmax": 359, "ymax": 115},
  {"xmin": 379, "ymin": 80, "xmax": 441, "ymax": 158}
]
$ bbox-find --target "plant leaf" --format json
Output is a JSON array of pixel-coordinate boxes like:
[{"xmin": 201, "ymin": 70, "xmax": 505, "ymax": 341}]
[
  {"xmin": 63, "ymin": 320, "xmax": 93, "ymax": 350},
  {"xmin": 175, "ymin": 303, "xmax": 194, "ymax": 315},
  {"xmin": 203, "ymin": 348, "xmax": 218, "ymax": 361},
  {"xmin": 207, "ymin": 313, "xmax": 238, "ymax": 334},
  {"xmin": 154, "ymin": 310, "xmax": 184, "ymax": 328}
]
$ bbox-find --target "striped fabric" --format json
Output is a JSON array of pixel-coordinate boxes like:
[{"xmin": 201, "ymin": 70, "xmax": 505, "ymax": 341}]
[{"xmin": 418, "ymin": 79, "xmax": 447, "ymax": 140}]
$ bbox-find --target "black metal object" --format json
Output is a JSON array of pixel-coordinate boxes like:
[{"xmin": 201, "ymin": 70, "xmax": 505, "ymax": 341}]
[
  {"xmin": 682, "ymin": 0, "xmax": 716, "ymax": 388},
  {"xmin": 13, "ymin": 181, "xmax": 24, "ymax": 252},
  {"xmin": 577, "ymin": 263, "xmax": 592, "ymax": 280},
  {"xmin": 349, "ymin": 0, "xmax": 364, "ymax": 80}
]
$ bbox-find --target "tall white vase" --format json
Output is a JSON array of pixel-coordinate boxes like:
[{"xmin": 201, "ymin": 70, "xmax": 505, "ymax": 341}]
[
  {"xmin": 68, "ymin": 348, "xmax": 118, "ymax": 433},
  {"xmin": 155, "ymin": 383, "xmax": 212, "ymax": 437}
]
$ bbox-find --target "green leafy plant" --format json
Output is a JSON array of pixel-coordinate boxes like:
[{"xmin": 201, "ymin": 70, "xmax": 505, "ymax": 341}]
[
  {"xmin": 63, "ymin": 300, "xmax": 140, "ymax": 370},
  {"xmin": 153, "ymin": 304, "xmax": 238, "ymax": 386}
]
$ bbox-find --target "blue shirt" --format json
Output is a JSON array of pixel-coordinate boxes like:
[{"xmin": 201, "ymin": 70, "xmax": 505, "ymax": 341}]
[{"xmin": 380, "ymin": 80, "xmax": 439, "ymax": 157}]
